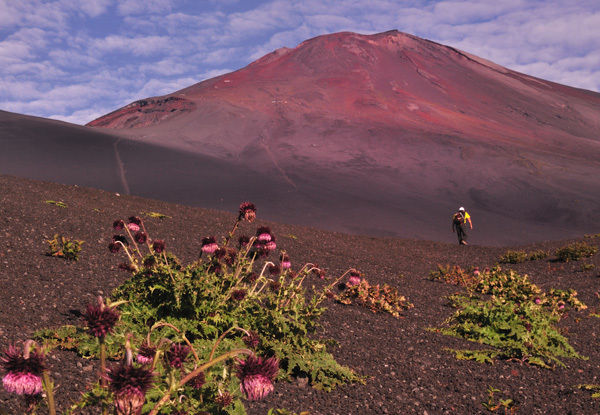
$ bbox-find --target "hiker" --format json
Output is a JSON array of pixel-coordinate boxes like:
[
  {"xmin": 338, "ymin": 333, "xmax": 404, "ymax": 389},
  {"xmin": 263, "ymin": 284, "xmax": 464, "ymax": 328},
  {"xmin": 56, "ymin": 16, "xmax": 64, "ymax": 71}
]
[{"xmin": 452, "ymin": 207, "xmax": 472, "ymax": 245}]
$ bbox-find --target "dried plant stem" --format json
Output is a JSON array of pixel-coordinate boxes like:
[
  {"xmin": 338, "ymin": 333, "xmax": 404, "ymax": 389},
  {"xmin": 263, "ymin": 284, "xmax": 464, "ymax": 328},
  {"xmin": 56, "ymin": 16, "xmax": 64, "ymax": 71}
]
[{"xmin": 42, "ymin": 371, "xmax": 56, "ymax": 415}]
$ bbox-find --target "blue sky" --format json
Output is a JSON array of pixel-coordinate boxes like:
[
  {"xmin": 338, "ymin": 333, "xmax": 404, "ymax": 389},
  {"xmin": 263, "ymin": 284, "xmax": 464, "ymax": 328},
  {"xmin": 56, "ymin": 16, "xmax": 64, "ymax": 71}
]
[{"xmin": 1, "ymin": 0, "xmax": 599, "ymax": 125}]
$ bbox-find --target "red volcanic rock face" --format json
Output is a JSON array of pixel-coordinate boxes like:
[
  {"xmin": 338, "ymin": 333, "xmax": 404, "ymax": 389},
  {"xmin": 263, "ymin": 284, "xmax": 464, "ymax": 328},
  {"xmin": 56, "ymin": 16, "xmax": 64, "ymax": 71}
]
[{"xmin": 87, "ymin": 97, "xmax": 196, "ymax": 129}]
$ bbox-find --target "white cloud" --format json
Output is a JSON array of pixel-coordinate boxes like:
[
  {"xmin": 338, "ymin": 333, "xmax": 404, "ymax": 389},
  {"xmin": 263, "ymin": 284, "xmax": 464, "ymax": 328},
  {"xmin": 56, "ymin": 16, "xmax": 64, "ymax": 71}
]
[
  {"xmin": 135, "ymin": 76, "xmax": 200, "ymax": 98},
  {"xmin": 60, "ymin": 0, "xmax": 112, "ymax": 18},
  {"xmin": 92, "ymin": 35, "xmax": 173, "ymax": 57},
  {"xmin": 138, "ymin": 58, "xmax": 196, "ymax": 76},
  {"xmin": 117, "ymin": 0, "xmax": 176, "ymax": 16}
]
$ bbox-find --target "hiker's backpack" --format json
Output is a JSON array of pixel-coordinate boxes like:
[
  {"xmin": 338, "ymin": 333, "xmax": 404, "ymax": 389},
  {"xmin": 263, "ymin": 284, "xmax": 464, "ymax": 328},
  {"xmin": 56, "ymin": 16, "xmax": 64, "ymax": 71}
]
[{"xmin": 454, "ymin": 212, "xmax": 464, "ymax": 225}]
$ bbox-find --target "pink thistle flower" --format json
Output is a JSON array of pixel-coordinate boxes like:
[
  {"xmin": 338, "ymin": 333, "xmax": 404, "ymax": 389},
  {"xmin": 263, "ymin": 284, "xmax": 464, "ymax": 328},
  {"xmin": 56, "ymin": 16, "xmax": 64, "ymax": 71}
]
[
  {"xmin": 166, "ymin": 343, "xmax": 189, "ymax": 369},
  {"xmin": 214, "ymin": 248, "xmax": 227, "ymax": 259},
  {"xmin": 223, "ymin": 249, "xmax": 237, "ymax": 266},
  {"xmin": 134, "ymin": 232, "xmax": 147, "ymax": 244},
  {"xmin": 128, "ymin": 216, "xmax": 142, "ymax": 226},
  {"xmin": 265, "ymin": 240, "xmax": 277, "ymax": 251},
  {"xmin": 239, "ymin": 202, "xmax": 257, "ymax": 223},
  {"xmin": 534, "ymin": 297, "xmax": 541, "ymax": 304},
  {"xmin": 256, "ymin": 227, "xmax": 272, "ymax": 242},
  {"xmin": 244, "ymin": 272, "xmax": 258, "ymax": 283},
  {"xmin": 112, "ymin": 235, "xmax": 128, "ymax": 245},
  {"xmin": 268, "ymin": 263, "xmax": 281, "ymax": 276},
  {"xmin": 215, "ymin": 391, "xmax": 233, "ymax": 408},
  {"xmin": 127, "ymin": 223, "xmax": 140, "ymax": 232},
  {"xmin": 119, "ymin": 263, "xmax": 137, "ymax": 273},
  {"xmin": 201, "ymin": 236, "xmax": 219, "ymax": 254},
  {"xmin": 105, "ymin": 360, "xmax": 154, "ymax": 415},
  {"xmin": 108, "ymin": 241, "xmax": 121, "ymax": 253},
  {"xmin": 151, "ymin": 240, "xmax": 165, "ymax": 254},
  {"xmin": 280, "ymin": 253, "xmax": 291, "ymax": 269},
  {"xmin": 113, "ymin": 219, "xmax": 125, "ymax": 231},
  {"xmin": 190, "ymin": 371, "xmax": 206, "ymax": 389},
  {"xmin": 235, "ymin": 355, "xmax": 279, "ymax": 401},
  {"xmin": 238, "ymin": 235, "xmax": 251, "ymax": 247},
  {"xmin": 231, "ymin": 289, "xmax": 247, "ymax": 301},
  {"xmin": 1, "ymin": 343, "xmax": 45, "ymax": 396},
  {"xmin": 136, "ymin": 343, "xmax": 156, "ymax": 365},
  {"xmin": 83, "ymin": 297, "xmax": 120, "ymax": 339},
  {"xmin": 269, "ymin": 281, "xmax": 281, "ymax": 292},
  {"xmin": 142, "ymin": 256, "xmax": 156, "ymax": 268},
  {"xmin": 243, "ymin": 331, "xmax": 261, "ymax": 349},
  {"xmin": 348, "ymin": 276, "xmax": 361, "ymax": 286}
]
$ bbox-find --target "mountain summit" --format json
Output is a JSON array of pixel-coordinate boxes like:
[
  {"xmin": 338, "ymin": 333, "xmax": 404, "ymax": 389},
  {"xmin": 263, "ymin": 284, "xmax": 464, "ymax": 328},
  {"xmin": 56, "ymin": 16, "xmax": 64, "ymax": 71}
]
[
  {"xmin": 2, "ymin": 31, "xmax": 599, "ymax": 245},
  {"xmin": 86, "ymin": 30, "xmax": 600, "ymax": 244}
]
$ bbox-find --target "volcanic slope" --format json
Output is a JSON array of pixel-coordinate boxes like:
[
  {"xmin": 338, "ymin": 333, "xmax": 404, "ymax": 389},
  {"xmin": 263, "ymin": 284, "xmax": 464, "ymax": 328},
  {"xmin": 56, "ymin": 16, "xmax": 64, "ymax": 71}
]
[
  {"xmin": 2, "ymin": 31, "xmax": 599, "ymax": 245},
  {"xmin": 87, "ymin": 30, "xmax": 600, "ymax": 245}
]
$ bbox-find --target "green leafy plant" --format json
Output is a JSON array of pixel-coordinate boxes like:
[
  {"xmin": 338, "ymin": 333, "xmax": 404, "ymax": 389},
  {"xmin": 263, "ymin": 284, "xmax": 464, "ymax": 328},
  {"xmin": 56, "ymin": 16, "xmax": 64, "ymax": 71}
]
[
  {"xmin": 428, "ymin": 264, "xmax": 480, "ymax": 296},
  {"xmin": 584, "ymin": 233, "xmax": 600, "ymax": 239},
  {"xmin": 482, "ymin": 385, "xmax": 518, "ymax": 413},
  {"xmin": 576, "ymin": 384, "xmax": 600, "ymax": 398},
  {"xmin": 46, "ymin": 234, "xmax": 84, "ymax": 261},
  {"xmin": 141, "ymin": 211, "xmax": 170, "ymax": 219},
  {"xmin": 44, "ymin": 200, "xmax": 67, "ymax": 208},
  {"xmin": 580, "ymin": 262, "xmax": 595, "ymax": 271},
  {"xmin": 499, "ymin": 250, "xmax": 548, "ymax": 264},
  {"xmin": 430, "ymin": 266, "xmax": 587, "ymax": 368},
  {"xmin": 336, "ymin": 272, "xmax": 413, "ymax": 318},
  {"xmin": 528, "ymin": 250, "xmax": 549, "ymax": 260},
  {"xmin": 555, "ymin": 242, "xmax": 598, "ymax": 262},
  {"xmin": 499, "ymin": 250, "xmax": 528, "ymax": 264}
]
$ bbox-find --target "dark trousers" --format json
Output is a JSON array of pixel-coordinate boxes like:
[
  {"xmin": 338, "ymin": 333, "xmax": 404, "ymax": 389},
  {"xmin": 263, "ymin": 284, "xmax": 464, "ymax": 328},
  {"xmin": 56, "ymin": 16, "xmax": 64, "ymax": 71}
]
[{"xmin": 456, "ymin": 225, "xmax": 467, "ymax": 244}]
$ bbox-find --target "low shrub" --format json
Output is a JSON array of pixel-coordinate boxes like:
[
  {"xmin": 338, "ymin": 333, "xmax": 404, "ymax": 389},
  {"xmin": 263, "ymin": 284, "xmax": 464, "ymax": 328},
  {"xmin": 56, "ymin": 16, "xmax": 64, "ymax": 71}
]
[
  {"xmin": 499, "ymin": 249, "xmax": 548, "ymax": 264},
  {"xmin": 555, "ymin": 242, "xmax": 598, "ymax": 262},
  {"xmin": 336, "ymin": 271, "xmax": 413, "ymax": 318},
  {"xmin": 46, "ymin": 234, "xmax": 84, "ymax": 261}
]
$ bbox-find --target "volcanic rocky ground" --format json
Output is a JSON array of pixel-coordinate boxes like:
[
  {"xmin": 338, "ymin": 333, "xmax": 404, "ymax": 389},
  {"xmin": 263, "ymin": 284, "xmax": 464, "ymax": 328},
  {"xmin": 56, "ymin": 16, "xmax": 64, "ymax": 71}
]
[{"xmin": 1, "ymin": 173, "xmax": 600, "ymax": 414}]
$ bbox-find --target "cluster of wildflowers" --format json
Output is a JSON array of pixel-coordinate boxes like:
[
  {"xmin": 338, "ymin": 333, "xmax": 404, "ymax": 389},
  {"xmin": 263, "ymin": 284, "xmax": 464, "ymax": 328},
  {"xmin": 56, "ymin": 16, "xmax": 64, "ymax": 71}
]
[{"xmin": 109, "ymin": 215, "xmax": 169, "ymax": 273}]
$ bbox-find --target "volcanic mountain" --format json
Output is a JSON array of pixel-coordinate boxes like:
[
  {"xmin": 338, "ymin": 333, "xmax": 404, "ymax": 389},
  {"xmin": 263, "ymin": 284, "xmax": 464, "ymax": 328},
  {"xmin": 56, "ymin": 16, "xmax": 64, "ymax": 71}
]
[{"xmin": 3, "ymin": 30, "xmax": 600, "ymax": 245}]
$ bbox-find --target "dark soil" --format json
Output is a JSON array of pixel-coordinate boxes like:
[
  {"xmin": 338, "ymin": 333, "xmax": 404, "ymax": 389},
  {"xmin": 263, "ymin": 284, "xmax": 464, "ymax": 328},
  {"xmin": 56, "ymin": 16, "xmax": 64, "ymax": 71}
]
[{"xmin": 1, "ymin": 174, "xmax": 599, "ymax": 414}]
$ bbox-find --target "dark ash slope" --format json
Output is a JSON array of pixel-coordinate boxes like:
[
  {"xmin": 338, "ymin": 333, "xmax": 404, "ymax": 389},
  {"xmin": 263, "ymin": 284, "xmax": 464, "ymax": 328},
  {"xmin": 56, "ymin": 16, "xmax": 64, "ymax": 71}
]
[{"xmin": 0, "ymin": 174, "xmax": 599, "ymax": 414}]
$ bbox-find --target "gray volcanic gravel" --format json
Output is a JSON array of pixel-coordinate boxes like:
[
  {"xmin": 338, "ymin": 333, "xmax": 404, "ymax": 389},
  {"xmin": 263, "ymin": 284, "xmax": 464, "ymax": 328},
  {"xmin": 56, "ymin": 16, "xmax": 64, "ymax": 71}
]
[{"xmin": 1, "ymin": 174, "xmax": 599, "ymax": 414}]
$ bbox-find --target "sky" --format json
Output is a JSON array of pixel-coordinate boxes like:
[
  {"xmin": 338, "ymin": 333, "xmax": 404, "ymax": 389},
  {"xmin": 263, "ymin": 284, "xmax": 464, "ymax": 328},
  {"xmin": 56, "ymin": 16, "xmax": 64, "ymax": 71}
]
[{"xmin": 1, "ymin": 0, "xmax": 599, "ymax": 126}]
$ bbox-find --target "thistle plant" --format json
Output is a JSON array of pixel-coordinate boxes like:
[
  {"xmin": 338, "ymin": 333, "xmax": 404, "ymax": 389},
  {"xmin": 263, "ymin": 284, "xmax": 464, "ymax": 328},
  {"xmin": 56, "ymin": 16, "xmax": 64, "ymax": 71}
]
[
  {"xmin": 33, "ymin": 201, "xmax": 363, "ymax": 414},
  {"xmin": 430, "ymin": 266, "xmax": 587, "ymax": 368}
]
